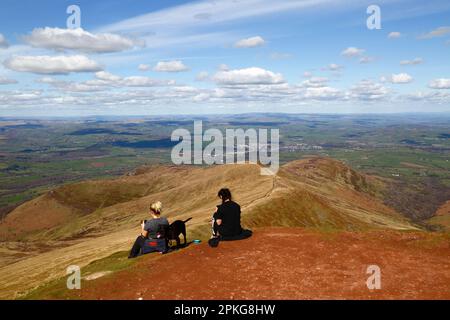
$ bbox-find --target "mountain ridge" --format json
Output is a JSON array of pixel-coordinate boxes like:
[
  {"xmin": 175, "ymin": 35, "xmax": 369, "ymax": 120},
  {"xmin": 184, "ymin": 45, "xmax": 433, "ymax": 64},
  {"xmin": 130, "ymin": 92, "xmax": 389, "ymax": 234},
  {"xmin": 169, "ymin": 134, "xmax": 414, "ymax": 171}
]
[{"xmin": 0, "ymin": 157, "xmax": 422, "ymax": 298}]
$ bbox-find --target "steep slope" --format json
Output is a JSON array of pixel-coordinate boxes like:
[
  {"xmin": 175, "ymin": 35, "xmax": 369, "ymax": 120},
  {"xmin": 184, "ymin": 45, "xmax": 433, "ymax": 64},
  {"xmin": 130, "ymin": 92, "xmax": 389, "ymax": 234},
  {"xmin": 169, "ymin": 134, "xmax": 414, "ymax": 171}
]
[
  {"xmin": 243, "ymin": 158, "xmax": 415, "ymax": 231},
  {"xmin": 0, "ymin": 158, "xmax": 419, "ymax": 299},
  {"xmin": 0, "ymin": 164, "xmax": 273, "ymax": 241},
  {"xmin": 428, "ymin": 200, "xmax": 450, "ymax": 231},
  {"xmin": 26, "ymin": 228, "xmax": 450, "ymax": 300}
]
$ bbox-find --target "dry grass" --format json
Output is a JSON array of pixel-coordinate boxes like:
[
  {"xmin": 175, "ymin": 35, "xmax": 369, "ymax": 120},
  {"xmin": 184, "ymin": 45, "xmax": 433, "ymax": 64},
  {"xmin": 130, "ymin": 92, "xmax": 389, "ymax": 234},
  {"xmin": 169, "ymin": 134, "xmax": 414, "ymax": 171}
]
[{"xmin": 0, "ymin": 158, "xmax": 419, "ymax": 299}]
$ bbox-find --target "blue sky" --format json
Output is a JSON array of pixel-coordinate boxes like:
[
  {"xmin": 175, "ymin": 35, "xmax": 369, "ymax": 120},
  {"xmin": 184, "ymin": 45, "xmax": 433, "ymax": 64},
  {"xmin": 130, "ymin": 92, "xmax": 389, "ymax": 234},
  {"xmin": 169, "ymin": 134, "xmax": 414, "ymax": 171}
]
[{"xmin": 0, "ymin": 0, "xmax": 449, "ymax": 116}]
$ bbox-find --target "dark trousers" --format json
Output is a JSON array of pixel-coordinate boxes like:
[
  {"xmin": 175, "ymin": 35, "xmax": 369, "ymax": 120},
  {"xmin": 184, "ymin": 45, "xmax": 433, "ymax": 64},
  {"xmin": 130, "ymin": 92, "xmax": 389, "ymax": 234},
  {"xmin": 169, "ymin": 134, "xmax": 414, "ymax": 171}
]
[{"xmin": 129, "ymin": 235, "xmax": 146, "ymax": 258}]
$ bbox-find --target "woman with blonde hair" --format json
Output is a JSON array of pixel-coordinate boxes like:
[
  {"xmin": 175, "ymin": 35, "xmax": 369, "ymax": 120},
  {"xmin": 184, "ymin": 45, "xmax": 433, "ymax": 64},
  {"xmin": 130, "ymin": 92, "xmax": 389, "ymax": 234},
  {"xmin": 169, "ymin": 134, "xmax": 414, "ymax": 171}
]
[{"xmin": 128, "ymin": 201, "xmax": 169, "ymax": 258}]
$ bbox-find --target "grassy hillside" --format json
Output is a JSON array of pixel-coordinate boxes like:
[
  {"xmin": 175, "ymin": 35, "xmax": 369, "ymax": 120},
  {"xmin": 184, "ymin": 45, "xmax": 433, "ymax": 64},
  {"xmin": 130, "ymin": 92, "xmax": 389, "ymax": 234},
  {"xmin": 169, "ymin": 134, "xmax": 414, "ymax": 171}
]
[{"xmin": 0, "ymin": 158, "xmax": 422, "ymax": 299}]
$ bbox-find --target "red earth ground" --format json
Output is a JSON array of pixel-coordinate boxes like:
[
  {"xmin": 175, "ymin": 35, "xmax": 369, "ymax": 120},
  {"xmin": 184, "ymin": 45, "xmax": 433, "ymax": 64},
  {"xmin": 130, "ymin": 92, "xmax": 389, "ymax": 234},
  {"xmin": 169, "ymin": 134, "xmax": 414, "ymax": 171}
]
[{"xmin": 73, "ymin": 228, "xmax": 450, "ymax": 300}]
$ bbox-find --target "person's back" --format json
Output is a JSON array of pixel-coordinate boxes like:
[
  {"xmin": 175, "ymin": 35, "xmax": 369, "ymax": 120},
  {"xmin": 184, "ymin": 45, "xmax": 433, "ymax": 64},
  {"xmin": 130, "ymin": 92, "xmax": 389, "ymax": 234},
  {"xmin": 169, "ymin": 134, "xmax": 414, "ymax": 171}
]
[
  {"xmin": 214, "ymin": 200, "xmax": 242, "ymax": 237},
  {"xmin": 129, "ymin": 201, "xmax": 169, "ymax": 258},
  {"xmin": 144, "ymin": 217, "xmax": 169, "ymax": 239}
]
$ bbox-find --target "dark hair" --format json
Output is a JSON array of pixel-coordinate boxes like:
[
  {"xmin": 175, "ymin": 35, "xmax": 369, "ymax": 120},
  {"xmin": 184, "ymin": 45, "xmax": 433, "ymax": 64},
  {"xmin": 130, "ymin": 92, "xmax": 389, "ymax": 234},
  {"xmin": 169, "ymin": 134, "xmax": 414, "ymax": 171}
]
[{"xmin": 218, "ymin": 188, "xmax": 232, "ymax": 203}]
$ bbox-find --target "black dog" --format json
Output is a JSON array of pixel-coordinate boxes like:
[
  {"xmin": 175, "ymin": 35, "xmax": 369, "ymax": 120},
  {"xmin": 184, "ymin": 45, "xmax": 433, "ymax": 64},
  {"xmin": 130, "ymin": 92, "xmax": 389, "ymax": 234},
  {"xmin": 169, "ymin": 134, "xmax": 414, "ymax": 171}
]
[{"xmin": 167, "ymin": 218, "xmax": 192, "ymax": 248}]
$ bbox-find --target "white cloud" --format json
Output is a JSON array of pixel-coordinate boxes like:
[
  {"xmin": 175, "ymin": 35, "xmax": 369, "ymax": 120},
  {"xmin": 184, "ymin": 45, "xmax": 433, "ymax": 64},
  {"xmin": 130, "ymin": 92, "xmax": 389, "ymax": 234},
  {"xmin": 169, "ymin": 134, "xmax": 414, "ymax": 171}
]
[
  {"xmin": 304, "ymin": 86, "xmax": 342, "ymax": 100},
  {"xmin": 388, "ymin": 32, "xmax": 402, "ymax": 39},
  {"xmin": 234, "ymin": 36, "xmax": 266, "ymax": 48},
  {"xmin": 196, "ymin": 71, "xmax": 209, "ymax": 81},
  {"xmin": 400, "ymin": 57, "xmax": 423, "ymax": 65},
  {"xmin": 350, "ymin": 80, "xmax": 389, "ymax": 101},
  {"xmin": 94, "ymin": 71, "xmax": 176, "ymax": 87},
  {"xmin": 0, "ymin": 34, "xmax": 9, "ymax": 48},
  {"xmin": 95, "ymin": 71, "xmax": 122, "ymax": 82},
  {"xmin": 218, "ymin": 64, "xmax": 229, "ymax": 71},
  {"xmin": 213, "ymin": 67, "xmax": 284, "ymax": 85},
  {"xmin": 23, "ymin": 27, "xmax": 141, "ymax": 53},
  {"xmin": 418, "ymin": 26, "xmax": 450, "ymax": 39},
  {"xmin": 341, "ymin": 47, "xmax": 365, "ymax": 57},
  {"xmin": 327, "ymin": 63, "xmax": 343, "ymax": 71},
  {"xmin": 138, "ymin": 64, "xmax": 150, "ymax": 71},
  {"xmin": 153, "ymin": 60, "xmax": 189, "ymax": 72},
  {"xmin": 122, "ymin": 76, "xmax": 176, "ymax": 87},
  {"xmin": 99, "ymin": 0, "xmax": 343, "ymax": 50},
  {"xmin": 38, "ymin": 71, "xmax": 176, "ymax": 92},
  {"xmin": 37, "ymin": 77, "xmax": 105, "ymax": 92},
  {"xmin": 3, "ymin": 55, "xmax": 102, "ymax": 74},
  {"xmin": 389, "ymin": 73, "xmax": 413, "ymax": 84},
  {"xmin": 404, "ymin": 91, "xmax": 450, "ymax": 103},
  {"xmin": 0, "ymin": 77, "xmax": 17, "ymax": 85},
  {"xmin": 303, "ymin": 71, "xmax": 313, "ymax": 78},
  {"xmin": 359, "ymin": 56, "xmax": 374, "ymax": 64},
  {"xmin": 429, "ymin": 78, "xmax": 450, "ymax": 89},
  {"xmin": 301, "ymin": 77, "xmax": 329, "ymax": 88}
]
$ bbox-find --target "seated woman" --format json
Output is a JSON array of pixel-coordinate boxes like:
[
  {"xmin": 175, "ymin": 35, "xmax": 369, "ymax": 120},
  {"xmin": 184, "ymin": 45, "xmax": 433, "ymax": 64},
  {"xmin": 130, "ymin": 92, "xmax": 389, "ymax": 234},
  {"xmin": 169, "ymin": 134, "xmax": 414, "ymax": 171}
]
[
  {"xmin": 211, "ymin": 188, "xmax": 252, "ymax": 244},
  {"xmin": 128, "ymin": 201, "xmax": 169, "ymax": 258}
]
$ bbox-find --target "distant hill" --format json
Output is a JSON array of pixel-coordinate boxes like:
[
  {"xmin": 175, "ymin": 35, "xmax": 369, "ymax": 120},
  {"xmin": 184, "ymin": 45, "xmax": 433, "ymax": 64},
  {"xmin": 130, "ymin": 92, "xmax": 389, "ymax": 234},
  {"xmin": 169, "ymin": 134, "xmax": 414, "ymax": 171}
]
[
  {"xmin": 0, "ymin": 157, "xmax": 416, "ymax": 242},
  {"xmin": 0, "ymin": 157, "xmax": 420, "ymax": 298}
]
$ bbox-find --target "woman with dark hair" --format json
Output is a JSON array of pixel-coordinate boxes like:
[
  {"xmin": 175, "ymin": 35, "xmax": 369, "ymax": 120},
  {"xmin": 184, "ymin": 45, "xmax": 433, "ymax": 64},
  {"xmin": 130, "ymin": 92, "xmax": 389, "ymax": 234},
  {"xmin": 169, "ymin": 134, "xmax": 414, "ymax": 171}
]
[{"xmin": 210, "ymin": 188, "xmax": 252, "ymax": 247}]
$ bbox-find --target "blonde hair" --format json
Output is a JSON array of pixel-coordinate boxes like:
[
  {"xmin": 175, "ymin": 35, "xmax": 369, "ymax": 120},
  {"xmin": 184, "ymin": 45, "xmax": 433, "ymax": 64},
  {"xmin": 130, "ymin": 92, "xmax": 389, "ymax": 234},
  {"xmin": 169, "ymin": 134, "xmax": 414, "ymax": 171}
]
[{"xmin": 150, "ymin": 201, "xmax": 163, "ymax": 214}]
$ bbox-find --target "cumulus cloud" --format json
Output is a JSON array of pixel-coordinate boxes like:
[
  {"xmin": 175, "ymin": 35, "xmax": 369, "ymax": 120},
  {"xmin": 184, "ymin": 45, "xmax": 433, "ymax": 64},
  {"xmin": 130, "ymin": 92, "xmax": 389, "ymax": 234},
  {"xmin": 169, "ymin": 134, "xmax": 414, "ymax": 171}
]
[
  {"xmin": 138, "ymin": 64, "xmax": 150, "ymax": 71},
  {"xmin": 0, "ymin": 77, "xmax": 17, "ymax": 85},
  {"xmin": 341, "ymin": 47, "xmax": 365, "ymax": 57},
  {"xmin": 301, "ymin": 77, "xmax": 329, "ymax": 88},
  {"xmin": 3, "ymin": 55, "xmax": 102, "ymax": 74},
  {"xmin": 404, "ymin": 90, "xmax": 450, "ymax": 103},
  {"xmin": 96, "ymin": 71, "xmax": 176, "ymax": 87},
  {"xmin": 122, "ymin": 76, "xmax": 176, "ymax": 87},
  {"xmin": 400, "ymin": 58, "xmax": 423, "ymax": 65},
  {"xmin": 38, "ymin": 71, "xmax": 176, "ymax": 92},
  {"xmin": 304, "ymin": 86, "xmax": 342, "ymax": 100},
  {"xmin": 418, "ymin": 26, "xmax": 450, "ymax": 39},
  {"xmin": 196, "ymin": 71, "xmax": 209, "ymax": 81},
  {"xmin": 23, "ymin": 27, "xmax": 141, "ymax": 53},
  {"xmin": 429, "ymin": 78, "xmax": 450, "ymax": 89},
  {"xmin": 218, "ymin": 64, "xmax": 229, "ymax": 71},
  {"xmin": 153, "ymin": 60, "xmax": 189, "ymax": 72},
  {"xmin": 388, "ymin": 32, "xmax": 402, "ymax": 39},
  {"xmin": 0, "ymin": 33, "xmax": 9, "ymax": 48},
  {"xmin": 388, "ymin": 73, "xmax": 413, "ymax": 84},
  {"xmin": 350, "ymin": 80, "xmax": 389, "ymax": 101},
  {"xmin": 234, "ymin": 36, "xmax": 266, "ymax": 48},
  {"xmin": 213, "ymin": 67, "xmax": 284, "ymax": 85},
  {"xmin": 37, "ymin": 77, "xmax": 105, "ymax": 92},
  {"xmin": 92, "ymin": 71, "xmax": 175, "ymax": 87},
  {"xmin": 95, "ymin": 71, "xmax": 122, "ymax": 82}
]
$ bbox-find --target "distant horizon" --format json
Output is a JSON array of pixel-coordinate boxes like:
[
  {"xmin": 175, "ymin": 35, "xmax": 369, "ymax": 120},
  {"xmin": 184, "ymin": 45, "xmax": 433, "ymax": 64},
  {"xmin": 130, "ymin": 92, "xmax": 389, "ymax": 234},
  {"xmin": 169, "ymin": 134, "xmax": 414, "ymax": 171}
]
[{"xmin": 1, "ymin": 111, "xmax": 450, "ymax": 121}]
